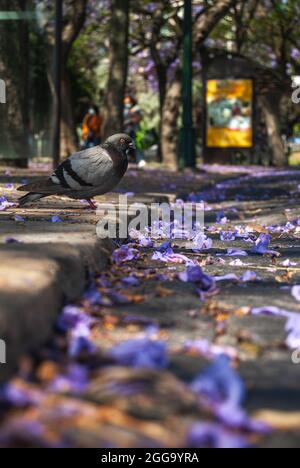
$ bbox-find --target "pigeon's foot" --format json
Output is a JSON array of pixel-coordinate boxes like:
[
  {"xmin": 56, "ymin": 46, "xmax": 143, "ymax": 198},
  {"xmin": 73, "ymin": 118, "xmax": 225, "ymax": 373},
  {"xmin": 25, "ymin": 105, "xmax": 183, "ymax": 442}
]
[{"xmin": 86, "ymin": 199, "xmax": 98, "ymax": 210}]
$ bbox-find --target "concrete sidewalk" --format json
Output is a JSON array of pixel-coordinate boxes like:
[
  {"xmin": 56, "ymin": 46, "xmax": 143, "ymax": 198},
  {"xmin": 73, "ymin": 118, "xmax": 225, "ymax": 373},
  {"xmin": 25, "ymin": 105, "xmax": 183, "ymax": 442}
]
[
  {"xmin": 2, "ymin": 164, "xmax": 300, "ymax": 446},
  {"xmin": 0, "ymin": 164, "xmax": 230, "ymax": 379}
]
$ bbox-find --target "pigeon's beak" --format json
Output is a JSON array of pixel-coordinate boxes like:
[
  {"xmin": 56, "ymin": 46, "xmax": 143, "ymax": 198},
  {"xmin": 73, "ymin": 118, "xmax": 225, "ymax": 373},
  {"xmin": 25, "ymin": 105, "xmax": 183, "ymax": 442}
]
[{"xmin": 129, "ymin": 141, "xmax": 136, "ymax": 150}]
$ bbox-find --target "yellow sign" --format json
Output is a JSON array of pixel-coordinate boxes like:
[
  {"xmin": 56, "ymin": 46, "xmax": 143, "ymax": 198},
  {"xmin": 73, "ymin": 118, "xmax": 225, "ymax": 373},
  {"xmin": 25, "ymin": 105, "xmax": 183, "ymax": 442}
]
[{"xmin": 206, "ymin": 79, "xmax": 253, "ymax": 148}]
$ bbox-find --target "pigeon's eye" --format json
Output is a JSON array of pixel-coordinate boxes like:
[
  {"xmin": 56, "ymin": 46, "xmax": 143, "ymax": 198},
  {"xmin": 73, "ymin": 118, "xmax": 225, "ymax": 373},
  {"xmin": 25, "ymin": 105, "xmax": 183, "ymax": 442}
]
[{"xmin": 119, "ymin": 138, "xmax": 126, "ymax": 145}]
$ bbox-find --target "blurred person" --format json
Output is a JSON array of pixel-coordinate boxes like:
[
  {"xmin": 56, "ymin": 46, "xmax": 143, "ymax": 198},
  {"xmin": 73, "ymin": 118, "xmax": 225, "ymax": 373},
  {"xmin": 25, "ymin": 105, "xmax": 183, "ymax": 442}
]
[
  {"xmin": 124, "ymin": 95, "xmax": 146, "ymax": 167},
  {"xmin": 82, "ymin": 105, "xmax": 103, "ymax": 149}
]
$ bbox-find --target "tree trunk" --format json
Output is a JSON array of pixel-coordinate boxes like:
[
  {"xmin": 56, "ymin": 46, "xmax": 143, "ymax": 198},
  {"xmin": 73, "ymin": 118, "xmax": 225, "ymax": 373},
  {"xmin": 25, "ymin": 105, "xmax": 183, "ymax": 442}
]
[
  {"xmin": 161, "ymin": 68, "xmax": 182, "ymax": 169},
  {"xmin": 156, "ymin": 65, "xmax": 167, "ymax": 162},
  {"xmin": 60, "ymin": 65, "xmax": 78, "ymax": 157},
  {"xmin": 102, "ymin": 0, "xmax": 130, "ymax": 140},
  {"xmin": 260, "ymin": 95, "xmax": 286, "ymax": 166},
  {"xmin": 47, "ymin": 0, "xmax": 87, "ymax": 161}
]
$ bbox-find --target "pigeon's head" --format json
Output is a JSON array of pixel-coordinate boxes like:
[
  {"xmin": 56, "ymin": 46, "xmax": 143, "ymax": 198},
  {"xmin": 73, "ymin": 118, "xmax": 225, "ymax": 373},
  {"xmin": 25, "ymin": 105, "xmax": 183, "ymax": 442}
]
[{"xmin": 106, "ymin": 133, "xmax": 136, "ymax": 158}]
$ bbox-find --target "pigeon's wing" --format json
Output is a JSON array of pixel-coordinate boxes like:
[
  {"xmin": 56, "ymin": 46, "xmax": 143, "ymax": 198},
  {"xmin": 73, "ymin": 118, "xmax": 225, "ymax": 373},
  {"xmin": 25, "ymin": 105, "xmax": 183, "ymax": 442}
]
[
  {"xmin": 64, "ymin": 146, "xmax": 114, "ymax": 189},
  {"xmin": 18, "ymin": 146, "xmax": 114, "ymax": 194}
]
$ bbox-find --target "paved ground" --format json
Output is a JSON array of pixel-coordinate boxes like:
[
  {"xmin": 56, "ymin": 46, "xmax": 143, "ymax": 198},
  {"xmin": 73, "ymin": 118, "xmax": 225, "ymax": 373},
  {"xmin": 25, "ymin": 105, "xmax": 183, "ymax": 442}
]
[{"xmin": 1, "ymin": 164, "xmax": 300, "ymax": 447}]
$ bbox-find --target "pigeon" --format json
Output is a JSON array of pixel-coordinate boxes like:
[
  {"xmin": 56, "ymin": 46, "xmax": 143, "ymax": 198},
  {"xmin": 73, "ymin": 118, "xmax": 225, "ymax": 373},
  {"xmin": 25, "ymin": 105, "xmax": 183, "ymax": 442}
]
[{"xmin": 17, "ymin": 133, "xmax": 135, "ymax": 209}]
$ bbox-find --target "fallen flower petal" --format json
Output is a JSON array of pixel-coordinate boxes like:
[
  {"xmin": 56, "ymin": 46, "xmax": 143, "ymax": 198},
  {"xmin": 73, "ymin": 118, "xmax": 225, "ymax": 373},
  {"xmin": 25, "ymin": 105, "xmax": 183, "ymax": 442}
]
[
  {"xmin": 187, "ymin": 422, "xmax": 249, "ymax": 449},
  {"xmin": 109, "ymin": 339, "xmax": 168, "ymax": 369},
  {"xmin": 251, "ymin": 233, "xmax": 279, "ymax": 256},
  {"xmin": 112, "ymin": 245, "xmax": 140, "ymax": 264},
  {"xmin": 51, "ymin": 215, "xmax": 62, "ymax": 223},
  {"xmin": 241, "ymin": 271, "xmax": 260, "ymax": 283},
  {"xmin": 178, "ymin": 266, "xmax": 216, "ymax": 292},
  {"xmin": 220, "ymin": 231, "xmax": 236, "ymax": 242},
  {"xmin": 191, "ymin": 355, "xmax": 270, "ymax": 433},
  {"xmin": 291, "ymin": 285, "xmax": 300, "ymax": 302},
  {"xmin": 214, "ymin": 274, "xmax": 239, "ymax": 282}
]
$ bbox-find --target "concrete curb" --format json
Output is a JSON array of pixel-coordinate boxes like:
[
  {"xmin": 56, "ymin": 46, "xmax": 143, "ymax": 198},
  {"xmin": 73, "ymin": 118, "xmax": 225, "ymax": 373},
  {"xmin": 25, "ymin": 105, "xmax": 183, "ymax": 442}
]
[{"xmin": 0, "ymin": 238, "xmax": 114, "ymax": 380}]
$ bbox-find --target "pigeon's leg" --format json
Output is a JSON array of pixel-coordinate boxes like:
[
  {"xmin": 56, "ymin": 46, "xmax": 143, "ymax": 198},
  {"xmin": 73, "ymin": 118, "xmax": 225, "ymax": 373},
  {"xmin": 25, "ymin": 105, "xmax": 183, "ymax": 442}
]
[{"xmin": 86, "ymin": 199, "xmax": 98, "ymax": 210}]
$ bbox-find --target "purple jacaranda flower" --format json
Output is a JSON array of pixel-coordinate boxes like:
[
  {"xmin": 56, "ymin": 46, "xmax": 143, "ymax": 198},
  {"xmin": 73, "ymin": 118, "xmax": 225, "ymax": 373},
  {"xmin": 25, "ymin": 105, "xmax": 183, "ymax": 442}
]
[
  {"xmin": 69, "ymin": 327, "xmax": 96, "ymax": 358},
  {"xmin": 252, "ymin": 306, "xmax": 300, "ymax": 349},
  {"xmin": 234, "ymin": 225, "xmax": 254, "ymax": 239},
  {"xmin": 57, "ymin": 305, "xmax": 92, "ymax": 332},
  {"xmin": 84, "ymin": 285, "xmax": 102, "ymax": 305},
  {"xmin": 157, "ymin": 241, "xmax": 172, "ymax": 252},
  {"xmin": 191, "ymin": 356, "xmax": 270, "ymax": 433},
  {"xmin": 112, "ymin": 245, "xmax": 139, "ymax": 264},
  {"xmin": 214, "ymin": 274, "xmax": 239, "ymax": 282},
  {"xmin": 241, "ymin": 271, "xmax": 260, "ymax": 282},
  {"xmin": 191, "ymin": 356, "xmax": 245, "ymax": 424},
  {"xmin": 122, "ymin": 276, "xmax": 140, "ymax": 287},
  {"xmin": 281, "ymin": 259, "xmax": 297, "ymax": 267},
  {"xmin": 48, "ymin": 364, "xmax": 88, "ymax": 394},
  {"xmin": 219, "ymin": 249, "xmax": 248, "ymax": 257},
  {"xmin": 129, "ymin": 229, "xmax": 154, "ymax": 248},
  {"xmin": 187, "ymin": 422, "xmax": 249, "ymax": 449},
  {"xmin": 220, "ymin": 231, "xmax": 236, "ymax": 242},
  {"xmin": 192, "ymin": 233, "xmax": 213, "ymax": 251},
  {"xmin": 152, "ymin": 248, "xmax": 195, "ymax": 266},
  {"xmin": 5, "ymin": 237, "xmax": 21, "ymax": 244},
  {"xmin": 184, "ymin": 339, "xmax": 237, "ymax": 361},
  {"xmin": 251, "ymin": 234, "xmax": 279, "ymax": 256},
  {"xmin": 291, "ymin": 285, "xmax": 300, "ymax": 302},
  {"xmin": 179, "ymin": 266, "xmax": 216, "ymax": 292},
  {"xmin": 229, "ymin": 259, "xmax": 247, "ymax": 266},
  {"xmin": 216, "ymin": 211, "xmax": 228, "ymax": 225},
  {"xmin": 252, "ymin": 306, "xmax": 290, "ymax": 319},
  {"xmin": 5, "ymin": 183, "xmax": 14, "ymax": 190},
  {"xmin": 2, "ymin": 382, "xmax": 42, "ymax": 407},
  {"xmin": 109, "ymin": 339, "xmax": 168, "ymax": 369},
  {"xmin": 0, "ymin": 196, "xmax": 15, "ymax": 211},
  {"xmin": 51, "ymin": 215, "xmax": 62, "ymax": 223},
  {"xmin": 14, "ymin": 215, "xmax": 25, "ymax": 222}
]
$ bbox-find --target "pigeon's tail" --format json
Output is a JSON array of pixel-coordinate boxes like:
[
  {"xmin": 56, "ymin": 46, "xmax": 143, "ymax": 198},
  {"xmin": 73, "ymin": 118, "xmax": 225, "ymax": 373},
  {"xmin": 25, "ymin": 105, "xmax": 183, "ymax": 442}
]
[{"xmin": 18, "ymin": 193, "xmax": 45, "ymax": 207}]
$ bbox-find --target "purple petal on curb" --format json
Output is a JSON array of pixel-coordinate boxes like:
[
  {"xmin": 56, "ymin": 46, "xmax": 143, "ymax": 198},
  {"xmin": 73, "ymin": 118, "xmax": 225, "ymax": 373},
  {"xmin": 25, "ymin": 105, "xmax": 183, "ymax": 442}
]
[
  {"xmin": 5, "ymin": 237, "xmax": 21, "ymax": 244},
  {"xmin": 281, "ymin": 259, "xmax": 297, "ymax": 267},
  {"xmin": 51, "ymin": 215, "xmax": 62, "ymax": 223},
  {"xmin": 14, "ymin": 215, "xmax": 25, "ymax": 222},
  {"xmin": 192, "ymin": 233, "xmax": 213, "ymax": 251},
  {"xmin": 191, "ymin": 356, "xmax": 270, "ymax": 433},
  {"xmin": 220, "ymin": 231, "xmax": 236, "ymax": 242},
  {"xmin": 0, "ymin": 196, "xmax": 15, "ymax": 211},
  {"xmin": 113, "ymin": 245, "xmax": 140, "ymax": 264},
  {"xmin": 291, "ymin": 285, "xmax": 300, "ymax": 302},
  {"xmin": 214, "ymin": 274, "xmax": 239, "ymax": 282},
  {"xmin": 109, "ymin": 339, "xmax": 168, "ymax": 369},
  {"xmin": 48, "ymin": 364, "xmax": 89, "ymax": 394},
  {"xmin": 241, "ymin": 271, "xmax": 260, "ymax": 282},
  {"xmin": 184, "ymin": 339, "xmax": 238, "ymax": 361},
  {"xmin": 229, "ymin": 259, "xmax": 247, "ymax": 266},
  {"xmin": 218, "ymin": 249, "xmax": 248, "ymax": 257},
  {"xmin": 252, "ymin": 306, "xmax": 300, "ymax": 349},
  {"xmin": 84, "ymin": 285, "xmax": 103, "ymax": 305},
  {"xmin": 251, "ymin": 233, "xmax": 279, "ymax": 256},
  {"xmin": 178, "ymin": 266, "xmax": 216, "ymax": 293},
  {"xmin": 187, "ymin": 422, "xmax": 249, "ymax": 449}
]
